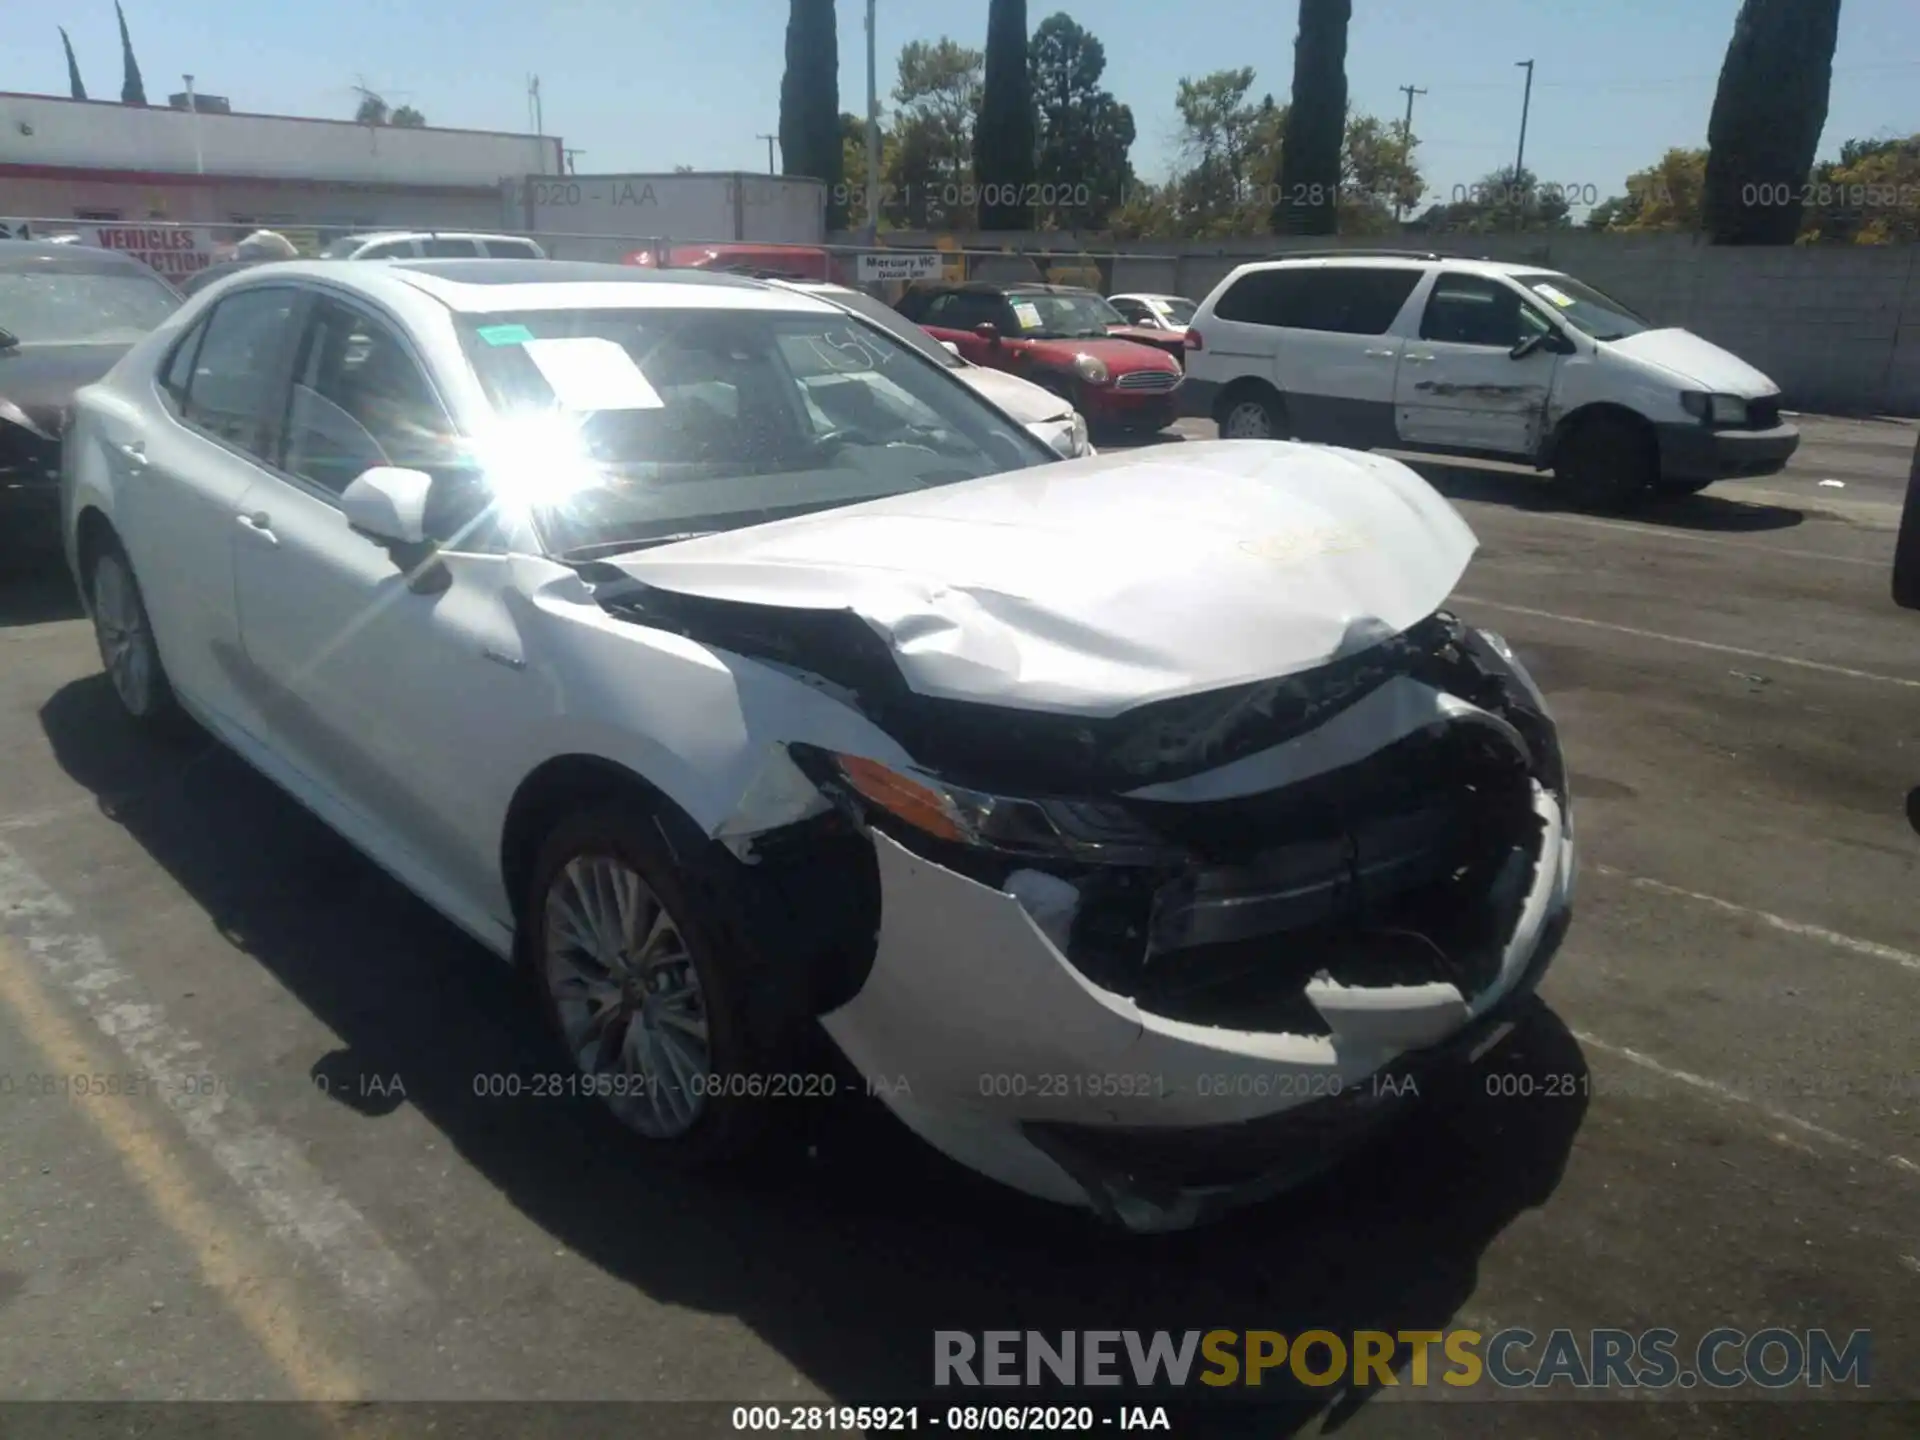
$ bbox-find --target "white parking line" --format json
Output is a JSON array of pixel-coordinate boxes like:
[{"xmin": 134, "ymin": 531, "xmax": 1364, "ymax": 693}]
[
  {"xmin": 1573, "ymin": 1032, "xmax": 1920, "ymax": 1181},
  {"xmin": 1595, "ymin": 865, "xmax": 1920, "ymax": 974},
  {"xmin": 0, "ymin": 838, "xmax": 430, "ymax": 1317},
  {"xmin": 1454, "ymin": 595, "xmax": 1920, "ymax": 690}
]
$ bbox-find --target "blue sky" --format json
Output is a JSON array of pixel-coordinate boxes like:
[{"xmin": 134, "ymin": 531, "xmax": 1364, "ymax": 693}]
[{"xmin": 16, "ymin": 0, "xmax": 1918, "ymax": 211}]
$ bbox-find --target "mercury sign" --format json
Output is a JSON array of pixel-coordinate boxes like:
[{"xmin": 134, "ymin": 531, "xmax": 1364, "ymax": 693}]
[
  {"xmin": 858, "ymin": 252, "xmax": 943, "ymax": 283},
  {"xmin": 81, "ymin": 225, "xmax": 220, "ymax": 284}
]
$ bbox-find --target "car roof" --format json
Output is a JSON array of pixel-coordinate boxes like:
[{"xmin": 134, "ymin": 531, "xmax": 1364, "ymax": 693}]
[
  {"xmin": 0, "ymin": 239, "xmax": 158, "ymax": 275},
  {"xmin": 1112, "ymin": 292, "xmax": 1193, "ymax": 303},
  {"xmin": 339, "ymin": 230, "xmax": 533, "ymax": 244},
  {"xmin": 202, "ymin": 257, "xmax": 835, "ymax": 316},
  {"xmin": 1245, "ymin": 254, "xmax": 1556, "ymax": 280}
]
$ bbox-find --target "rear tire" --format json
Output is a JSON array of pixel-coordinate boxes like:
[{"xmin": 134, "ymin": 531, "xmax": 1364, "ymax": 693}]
[
  {"xmin": 1217, "ymin": 385, "xmax": 1287, "ymax": 440},
  {"xmin": 1553, "ymin": 413, "xmax": 1657, "ymax": 510},
  {"xmin": 87, "ymin": 538, "xmax": 181, "ymax": 731}
]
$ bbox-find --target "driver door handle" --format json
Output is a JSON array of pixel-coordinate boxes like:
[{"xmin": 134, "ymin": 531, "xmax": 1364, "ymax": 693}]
[
  {"xmin": 236, "ymin": 510, "xmax": 278, "ymax": 546},
  {"xmin": 115, "ymin": 440, "xmax": 149, "ymax": 467},
  {"xmin": 1364, "ymin": 348, "xmax": 1397, "ymax": 358}
]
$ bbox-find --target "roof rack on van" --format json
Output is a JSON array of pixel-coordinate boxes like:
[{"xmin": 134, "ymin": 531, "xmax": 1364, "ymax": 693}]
[{"xmin": 1260, "ymin": 249, "xmax": 1443, "ymax": 261}]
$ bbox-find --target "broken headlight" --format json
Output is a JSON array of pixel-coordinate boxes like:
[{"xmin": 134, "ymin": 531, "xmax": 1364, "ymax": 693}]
[{"xmin": 788, "ymin": 745, "xmax": 1178, "ymax": 866}]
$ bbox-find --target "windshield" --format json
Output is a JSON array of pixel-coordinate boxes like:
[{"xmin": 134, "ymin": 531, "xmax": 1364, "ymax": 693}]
[
  {"xmin": 0, "ymin": 265, "xmax": 181, "ymax": 345},
  {"xmin": 810, "ymin": 288, "xmax": 961, "ymax": 368},
  {"xmin": 1512, "ymin": 272, "xmax": 1649, "ymax": 343},
  {"xmin": 456, "ymin": 304, "xmax": 1053, "ymax": 558},
  {"xmin": 1155, "ymin": 298, "xmax": 1197, "ymax": 326},
  {"xmin": 1008, "ymin": 290, "xmax": 1124, "ymax": 340}
]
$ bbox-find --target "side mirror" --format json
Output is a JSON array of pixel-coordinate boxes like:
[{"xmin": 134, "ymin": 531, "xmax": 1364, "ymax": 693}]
[
  {"xmin": 974, "ymin": 322, "xmax": 1001, "ymax": 343},
  {"xmin": 1893, "ymin": 434, "xmax": 1920, "ymax": 610},
  {"xmin": 341, "ymin": 465, "xmax": 432, "ymax": 546},
  {"xmin": 1510, "ymin": 331, "xmax": 1548, "ymax": 360},
  {"xmin": 940, "ymin": 340, "xmax": 962, "ymax": 357}
]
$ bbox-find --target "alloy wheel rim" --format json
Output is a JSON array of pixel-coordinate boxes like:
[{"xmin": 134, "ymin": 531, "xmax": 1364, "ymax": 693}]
[
  {"xmin": 93, "ymin": 556, "xmax": 154, "ymax": 715},
  {"xmin": 542, "ymin": 853, "xmax": 710, "ymax": 1139},
  {"xmin": 1225, "ymin": 401, "xmax": 1272, "ymax": 439}
]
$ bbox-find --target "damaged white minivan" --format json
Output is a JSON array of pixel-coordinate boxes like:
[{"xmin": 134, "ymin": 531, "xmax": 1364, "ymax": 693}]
[{"xmin": 63, "ymin": 259, "xmax": 1576, "ymax": 1233}]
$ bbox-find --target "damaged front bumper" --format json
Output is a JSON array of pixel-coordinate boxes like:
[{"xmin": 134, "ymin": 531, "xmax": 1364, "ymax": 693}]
[{"xmin": 805, "ymin": 617, "xmax": 1576, "ymax": 1233}]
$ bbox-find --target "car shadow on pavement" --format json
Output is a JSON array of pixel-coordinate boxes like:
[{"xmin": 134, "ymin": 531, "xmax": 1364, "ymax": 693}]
[
  {"xmin": 0, "ymin": 545, "xmax": 83, "ymax": 628},
  {"xmin": 41, "ymin": 676, "xmax": 1589, "ymax": 1435},
  {"xmin": 1409, "ymin": 459, "xmax": 1806, "ymax": 533}
]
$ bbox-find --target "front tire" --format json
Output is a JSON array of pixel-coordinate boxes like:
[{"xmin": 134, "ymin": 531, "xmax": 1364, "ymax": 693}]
[
  {"xmin": 88, "ymin": 539, "xmax": 179, "ymax": 729},
  {"xmin": 1554, "ymin": 413, "xmax": 1658, "ymax": 510},
  {"xmin": 522, "ymin": 804, "xmax": 792, "ymax": 1166}
]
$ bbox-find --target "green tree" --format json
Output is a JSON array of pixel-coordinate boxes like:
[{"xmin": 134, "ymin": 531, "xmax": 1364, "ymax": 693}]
[
  {"xmin": 1028, "ymin": 13, "xmax": 1136, "ymax": 230},
  {"xmin": 1273, "ymin": 0, "xmax": 1349, "ymax": 234},
  {"xmin": 1169, "ymin": 68, "xmax": 1275, "ymax": 236},
  {"xmin": 976, "ymin": 0, "xmax": 1036, "ymax": 229},
  {"xmin": 354, "ymin": 92, "xmax": 389, "ymax": 124},
  {"xmin": 1589, "ymin": 148, "xmax": 1708, "ymax": 232},
  {"xmin": 1802, "ymin": 134, "xmax": 1920, "ymax": 243},
  {"xmin": 1337, "ymin": 112, "xmax": 1423, "ymax": 232},
  {"xmin": 390, "ymin": 105, "xmax": 426, "ymax": 128},
  {"xmin": 890, "ymin": 38, "xmax": 985, "ymax": 229},
  {"xmin": 841, "ymin": 112, "xmax": 903, "ymax": 232},
  {"xmin": 1416, "ymin": 165, "xmax": 1570, "ymax": 233},
  {"xmin": 1703, "ymin": 0, "xmax": 1842, "ymax": 244},
  {"xmin": 116, "ymin": 1, "xmax": 146, "ymax": 105},
  {"xmin": 780, "ymin": 0, "xmax": 845, "ymax": 228},
  {"xmin": 59, "ymin": 27, "xmax": 87, "ymax": 100}
]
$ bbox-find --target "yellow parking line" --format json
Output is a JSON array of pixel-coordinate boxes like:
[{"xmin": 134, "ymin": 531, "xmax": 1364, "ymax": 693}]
[{"xmin": 0, "ymin": 932, "xmax": 366, "ymax": 1408}]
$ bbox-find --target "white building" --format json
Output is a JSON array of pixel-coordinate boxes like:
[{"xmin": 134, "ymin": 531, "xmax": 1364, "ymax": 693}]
[{"xmin": 0, "ymin": 90, "xmax": 560, "ymax": 236}]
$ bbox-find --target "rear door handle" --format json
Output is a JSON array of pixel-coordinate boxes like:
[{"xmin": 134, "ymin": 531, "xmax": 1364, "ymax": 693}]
[
  {"xmin": 1364, "ymin": 348, "xmax": 1397, "ymax": 358},
  {"xmin": 1405, "ymin": 353, "xmax": 1435, "ymax": 364},
  {"xmin": 115, "ymin": 440, "xmax": 149, "ymax": 467},
  {"xmin": 236, "ymin": 511, "xmax": 278, "ymax": 545}
]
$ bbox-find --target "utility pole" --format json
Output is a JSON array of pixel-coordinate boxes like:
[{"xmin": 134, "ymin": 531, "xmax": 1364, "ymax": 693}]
[
  {"xmin": 865, "ymin": 0, "xmax": 880, "ymax": 246},
  {"xmin": 1395, "ymin": 83, "xmax": 1426, "ymax": 221},
  {"xmin": 757, "ymin": 133, "xmax": 777, "ymax": 174},
  {"xmin": 183, "ymin": 74, "xmax": 204, "ymax": 175},
  {"xmin": 527, "ymin": 75, "xmax": 543, "ymax": 138},
  {"xmin": 563, "ymin": 148, "xmax": 584, "ymax": 174},
  {"xmin": 1513, "ymin": 59, "xmax": 1534, "ymax": 182}
]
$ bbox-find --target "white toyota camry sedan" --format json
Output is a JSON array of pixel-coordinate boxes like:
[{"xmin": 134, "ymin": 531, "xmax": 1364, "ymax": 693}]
[{"xmin": 61, "ymin": 258, "xmax": 1575, "ymax": 1233}]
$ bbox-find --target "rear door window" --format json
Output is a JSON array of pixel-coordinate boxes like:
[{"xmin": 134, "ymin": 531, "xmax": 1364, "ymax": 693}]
[
  {"xmin": 176, "ymin": 287, "xmax": 302, "ymax": 457},
  {"xmin": 481, "ymin": 238, "xmax": 543, "ymax": 258},
  {"xmin": 421, "ymin": 237, "xmax": 483, "ymax": 257},
  {"xmin": 1213, "ymin": 266, "xmax": 1419, "ymax": 335}
]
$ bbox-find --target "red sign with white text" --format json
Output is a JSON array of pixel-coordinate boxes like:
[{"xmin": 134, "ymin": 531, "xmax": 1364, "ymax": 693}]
[{"xmin": 81, "ymin": 225, "xmax": 219, "ymax": 283}]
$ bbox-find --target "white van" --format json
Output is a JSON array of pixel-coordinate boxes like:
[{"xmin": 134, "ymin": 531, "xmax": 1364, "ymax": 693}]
[{"xmin": 1183, "ymin": 252, "xmax": 1799, "ymax": 505}]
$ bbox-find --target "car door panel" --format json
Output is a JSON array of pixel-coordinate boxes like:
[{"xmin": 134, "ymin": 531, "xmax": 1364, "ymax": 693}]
[
  {"xmin": 1395, "ymin": 275, "xmax": 1560, "ymax": 455},
  {"xmin": 116, "ymin": 285, "xmax": 305, "ymax": 727},
  {"xmin": 229, "ymin": 295, "xmax": 540, "ymax": 912}
]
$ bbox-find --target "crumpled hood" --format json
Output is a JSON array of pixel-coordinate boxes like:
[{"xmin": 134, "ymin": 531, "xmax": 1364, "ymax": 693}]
[
  {"xmin": 606, "ymin": 440, "xmax": 1477, "ymax": 716},
  {"xmin": 1605, "ymin": 327, "xmax": 1778, "ymax": 396}
]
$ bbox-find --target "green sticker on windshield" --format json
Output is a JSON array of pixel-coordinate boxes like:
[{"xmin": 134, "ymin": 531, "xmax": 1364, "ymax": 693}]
[{"xmin": 477, "ymin": 323, "xmax": 536, "ymax": 345}]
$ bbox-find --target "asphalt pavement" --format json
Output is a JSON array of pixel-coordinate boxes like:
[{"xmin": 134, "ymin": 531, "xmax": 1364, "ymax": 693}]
[{"xmin": 0, "ymin": 414, "xmax": 1915, "ymax": 1438}]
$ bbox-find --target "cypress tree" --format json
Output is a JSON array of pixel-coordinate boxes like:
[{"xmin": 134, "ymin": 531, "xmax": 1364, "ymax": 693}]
[
  {"xmin": 976, "ymin": 0, "xmax": 1036, "ymax": 230},
  {"xmin": 116, "ymin": 2, "xmax": 146, "ymax": 105},
  {"xmin": 1703, "ymin": 0, "xmax": 1842, "ymax": 244},
  {"xmin": 779, "ymin": 0, "xmax": 846, "ymax": 228},
  {"xmin": 1272, "ymin": 0, "xmax": 1350, "ymax": 235},
  {"xmin": 60, "ymin": 27, "xmax": 88, "ymax": 100}
]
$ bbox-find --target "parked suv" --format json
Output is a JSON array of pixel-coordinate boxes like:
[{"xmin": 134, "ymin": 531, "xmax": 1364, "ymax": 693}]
[
  {"xmin": 1184, "ymin": 252, "xmax": 1800, "ymax": 506},
  {"xmin": 321, "ymin": 231, "xmax": 548, "ymax": 260}
]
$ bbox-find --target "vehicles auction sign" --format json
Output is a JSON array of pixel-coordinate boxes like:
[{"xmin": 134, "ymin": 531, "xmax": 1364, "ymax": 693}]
[
  {"xmin": 81, "ymin": 225, "xmax": 220, "ymax": 283},
  {"xmin": 858, "ymin": 251, "xmax": 943, "ymax": 282}
]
